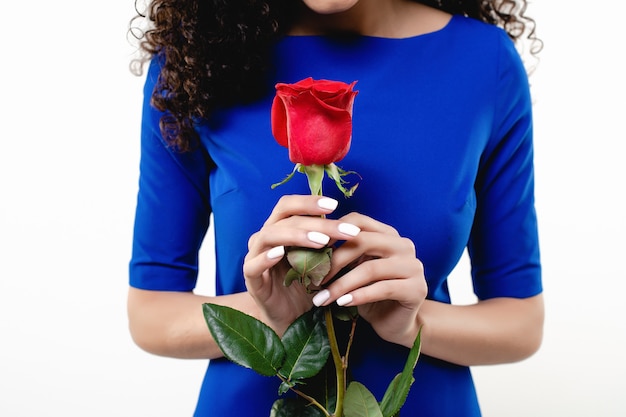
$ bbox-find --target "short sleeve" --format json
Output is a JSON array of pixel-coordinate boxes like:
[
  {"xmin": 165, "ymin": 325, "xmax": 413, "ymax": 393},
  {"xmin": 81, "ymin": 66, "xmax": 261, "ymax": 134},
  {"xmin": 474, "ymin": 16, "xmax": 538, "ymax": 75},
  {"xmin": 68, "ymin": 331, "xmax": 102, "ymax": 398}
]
[
  {"xmin": 468, "ymin": 32, "xmax": 542, "ymax": 300},
  {"xmin": 129, "ymin": 59, "xmax": 213, "ymax": 291}
]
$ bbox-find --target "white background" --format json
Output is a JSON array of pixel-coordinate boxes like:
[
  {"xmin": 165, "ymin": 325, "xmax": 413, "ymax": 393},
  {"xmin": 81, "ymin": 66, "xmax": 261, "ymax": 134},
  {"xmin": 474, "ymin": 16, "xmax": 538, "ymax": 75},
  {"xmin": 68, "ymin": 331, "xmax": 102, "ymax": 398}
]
[{"xmin": 1, "ymin": 1, "xmax": 624, "ymax": 416}]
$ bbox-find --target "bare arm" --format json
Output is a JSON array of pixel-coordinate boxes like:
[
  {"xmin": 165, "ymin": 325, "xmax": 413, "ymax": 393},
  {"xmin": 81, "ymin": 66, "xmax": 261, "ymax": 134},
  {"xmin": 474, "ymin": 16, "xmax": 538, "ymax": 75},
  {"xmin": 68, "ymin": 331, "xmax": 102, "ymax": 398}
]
[
  {"xmin": 416, "ymin": 294, "xmax": 544, "ymax": 366},
  {"xmin": 127, "ymin": 288, "xmax": 260, "ymax": 359}
]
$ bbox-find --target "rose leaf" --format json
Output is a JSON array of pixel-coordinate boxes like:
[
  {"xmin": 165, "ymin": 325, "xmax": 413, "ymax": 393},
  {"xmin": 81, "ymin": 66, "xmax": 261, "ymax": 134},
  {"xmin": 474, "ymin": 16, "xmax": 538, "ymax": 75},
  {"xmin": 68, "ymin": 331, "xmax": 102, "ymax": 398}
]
[
  {"xmin": 379, "ymin": 327, "xmax": 422, "ymax": 417},
  {"xmin": 202, "ymin": 303, "xmax": 285, "ymax": 377},
  {"xmin": 270, "ymin": 398, "xmax": 327, "ymax": 417},
  {"xmin": 344, "ymin": 381, "xmax": 384, "ymax": 417},
  {"xmin": 279, "ymin": 308, "xmax": 330, "ymax": 383}
]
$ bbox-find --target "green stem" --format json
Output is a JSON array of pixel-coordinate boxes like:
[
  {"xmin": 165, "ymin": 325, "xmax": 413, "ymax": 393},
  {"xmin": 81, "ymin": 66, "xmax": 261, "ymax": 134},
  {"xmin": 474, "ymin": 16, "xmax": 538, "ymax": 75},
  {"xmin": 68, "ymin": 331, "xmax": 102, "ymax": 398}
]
[
  {"xmin": 325, "ymin": 307, "xmax": 345, "ymax": 417},
  {"xmin": 306, "ymin": 165, "xmax": 343, "ymax": 414},
  {"xmin": 342, "ymin": 316, "xmax": 358, "ymax": 385}
]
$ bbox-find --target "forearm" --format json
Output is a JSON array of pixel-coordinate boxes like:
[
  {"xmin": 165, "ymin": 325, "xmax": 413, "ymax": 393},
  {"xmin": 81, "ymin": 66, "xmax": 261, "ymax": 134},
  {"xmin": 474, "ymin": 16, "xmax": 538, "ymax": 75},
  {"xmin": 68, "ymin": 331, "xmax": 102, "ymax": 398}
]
[
  {"xmin": 127, "ymin": 288, "xmax": 261, "ymax": 360},
  {"xmin": 415, "ymin": 294, "xmax": 544, "ymax": 366}
]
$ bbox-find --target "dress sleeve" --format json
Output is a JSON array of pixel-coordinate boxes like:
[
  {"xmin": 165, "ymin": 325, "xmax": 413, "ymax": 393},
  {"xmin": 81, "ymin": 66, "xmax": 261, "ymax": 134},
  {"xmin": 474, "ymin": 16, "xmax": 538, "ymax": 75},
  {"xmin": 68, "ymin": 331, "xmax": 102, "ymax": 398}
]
[
  {"xmin": 468, "ymin": 32, "xmax": 542, "ymax": 300},
  {"xmin": 129, "ymin": 59, "xmax": 213, "ymax": 291}
]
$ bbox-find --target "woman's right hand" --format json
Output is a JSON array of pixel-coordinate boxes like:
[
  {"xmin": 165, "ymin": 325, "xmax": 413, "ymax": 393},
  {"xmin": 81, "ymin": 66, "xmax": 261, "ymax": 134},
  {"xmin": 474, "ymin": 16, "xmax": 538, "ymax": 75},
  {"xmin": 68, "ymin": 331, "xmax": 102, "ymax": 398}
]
[{"xmin": 243, "ymin": 195, "xmax": 361, "ymax": 336}]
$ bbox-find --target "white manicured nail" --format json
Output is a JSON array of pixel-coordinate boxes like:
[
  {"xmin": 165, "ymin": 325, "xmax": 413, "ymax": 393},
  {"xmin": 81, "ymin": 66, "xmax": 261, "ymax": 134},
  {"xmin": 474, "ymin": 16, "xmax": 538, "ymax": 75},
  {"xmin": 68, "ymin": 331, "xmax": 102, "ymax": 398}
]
[
  {"xmin": 308, "ymin": 231, "xmax": 330, "ymax": 245},
  {"xmin": 338, "ymin": 222, "xmax": 360, "ymax": 237},
  {"xmin": 317, "ymin": 197, "xmax": 338, "ymax": 211},
  {"xmin": 267, "ymin": 246, "xmax": 285, "ymax": 259},
  {"xmin": 336, "ymin": 294, "xmax": 353, "ymax": 306},
  {"xmin": 312, "ymin": 289, "xmax": 330, "ymax": 307}
]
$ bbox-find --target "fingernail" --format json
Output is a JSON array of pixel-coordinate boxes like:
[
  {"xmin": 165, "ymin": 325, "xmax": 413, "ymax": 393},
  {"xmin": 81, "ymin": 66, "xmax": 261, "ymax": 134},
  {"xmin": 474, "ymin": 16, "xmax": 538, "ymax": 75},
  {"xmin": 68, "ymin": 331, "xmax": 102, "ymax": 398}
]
[
  {"xmin": 312, "ymin": 289, "xmax": 330, "ymax": 307},
  {"xmin": 308, "ymin": 231, "xmax": 330, "ymax": 245},
  {"xmin": 317, "ymin": 197, "xmax": 338, "ymax": 211},
  {"xmin": 267, "ymin": 246, "xmax": 285, "ymax": 259},
  {"xmin": 338, "ymin": 222, "xmax": 360, "ymax": 237},
  {"xmin": 336, "ymin": 294, "xmax": 353, "ymax": 306}
]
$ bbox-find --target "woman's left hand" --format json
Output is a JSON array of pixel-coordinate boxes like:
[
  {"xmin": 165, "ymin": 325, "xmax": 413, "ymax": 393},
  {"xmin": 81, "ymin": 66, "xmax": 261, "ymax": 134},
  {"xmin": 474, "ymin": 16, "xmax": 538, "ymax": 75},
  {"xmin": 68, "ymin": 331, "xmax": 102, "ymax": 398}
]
[{"xmin": 312, "ymin": 212, "xmax": 428, "ymax": 348}]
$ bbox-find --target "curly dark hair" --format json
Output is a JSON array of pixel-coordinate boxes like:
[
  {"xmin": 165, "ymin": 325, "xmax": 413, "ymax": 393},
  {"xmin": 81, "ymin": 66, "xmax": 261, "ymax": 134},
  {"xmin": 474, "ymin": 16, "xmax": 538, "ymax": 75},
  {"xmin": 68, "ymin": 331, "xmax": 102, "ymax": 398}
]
[{"xmin": 129, "ymin": 0, "xmax": 542, "ymax": 151}]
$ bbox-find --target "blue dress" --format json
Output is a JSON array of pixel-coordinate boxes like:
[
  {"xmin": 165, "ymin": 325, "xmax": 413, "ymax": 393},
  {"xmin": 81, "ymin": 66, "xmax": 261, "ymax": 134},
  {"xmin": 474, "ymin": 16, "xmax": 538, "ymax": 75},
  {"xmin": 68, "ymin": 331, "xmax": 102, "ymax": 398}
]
[{"xmin": 130, "ymin": 14, "xmax": 542, "ymax": 416}]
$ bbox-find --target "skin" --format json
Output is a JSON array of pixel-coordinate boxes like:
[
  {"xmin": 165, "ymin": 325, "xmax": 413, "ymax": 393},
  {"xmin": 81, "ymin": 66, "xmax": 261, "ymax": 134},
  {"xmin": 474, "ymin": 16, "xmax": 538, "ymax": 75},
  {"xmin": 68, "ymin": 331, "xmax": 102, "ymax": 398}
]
[
  {"xmin": 127, "ymin": 0, "xmax": 545, "ymax": 366},
  {"xmin": 299, "ymin": 0, "xmax": 361, "ymax": 15},
  {"xmin": 294, "ymin": 0, "xmax": 452, "ymax": 38}
]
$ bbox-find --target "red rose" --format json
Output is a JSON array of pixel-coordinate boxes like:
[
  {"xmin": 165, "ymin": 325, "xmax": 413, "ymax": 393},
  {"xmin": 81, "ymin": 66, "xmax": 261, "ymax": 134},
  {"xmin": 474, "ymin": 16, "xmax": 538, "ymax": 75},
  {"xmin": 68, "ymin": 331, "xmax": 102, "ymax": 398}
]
[{"xmin": 271, "ymin": 77, "xmax": 358, "ymax": 166}]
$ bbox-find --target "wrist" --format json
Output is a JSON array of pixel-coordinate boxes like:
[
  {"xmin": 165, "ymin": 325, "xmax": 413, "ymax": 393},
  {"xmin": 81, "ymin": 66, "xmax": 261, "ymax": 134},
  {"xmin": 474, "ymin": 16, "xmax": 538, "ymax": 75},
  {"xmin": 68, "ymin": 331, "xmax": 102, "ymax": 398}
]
[
  {"xmin": 400, "ymin": 316, "xmax": 423, "ymax": 349},
  {"xmin": 413, "ymin": 302, "xmax": 431, "ymax": 352}
]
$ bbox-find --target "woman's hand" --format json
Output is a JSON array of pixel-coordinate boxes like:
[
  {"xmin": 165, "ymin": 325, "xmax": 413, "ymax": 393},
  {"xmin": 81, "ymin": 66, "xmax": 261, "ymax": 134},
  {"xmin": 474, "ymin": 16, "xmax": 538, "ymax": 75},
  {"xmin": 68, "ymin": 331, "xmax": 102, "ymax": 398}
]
[
  {"xmin": 312, "ymin": 213, "xmax": 428, "ymax": 348},
  {"xmin": 243, "ymin": 195, "xmax": 362, "ymax": 336}
]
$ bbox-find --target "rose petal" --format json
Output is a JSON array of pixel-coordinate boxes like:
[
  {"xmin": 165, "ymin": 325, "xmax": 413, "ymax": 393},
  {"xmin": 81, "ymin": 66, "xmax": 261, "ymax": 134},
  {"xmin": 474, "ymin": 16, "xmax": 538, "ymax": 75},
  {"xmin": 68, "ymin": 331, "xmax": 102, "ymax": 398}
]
[
  {"xmin": 270, "ymin": 95, "xmax": 289, "ymax": 148},
  {"xmin": 271, "ymin": 78, "xmax": 358, "ymax": 165},
  {"xmin": 285, "ymin": 91, "xmax": 352, "ymax": 165}
]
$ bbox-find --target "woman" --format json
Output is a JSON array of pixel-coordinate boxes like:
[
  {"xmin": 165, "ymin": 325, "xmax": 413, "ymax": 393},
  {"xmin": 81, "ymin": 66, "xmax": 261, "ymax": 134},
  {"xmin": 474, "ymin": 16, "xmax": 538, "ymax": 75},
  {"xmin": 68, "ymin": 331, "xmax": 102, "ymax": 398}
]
[{"xmin": 127, "ymin": 1, "xmax": 544, "ymax": 415}]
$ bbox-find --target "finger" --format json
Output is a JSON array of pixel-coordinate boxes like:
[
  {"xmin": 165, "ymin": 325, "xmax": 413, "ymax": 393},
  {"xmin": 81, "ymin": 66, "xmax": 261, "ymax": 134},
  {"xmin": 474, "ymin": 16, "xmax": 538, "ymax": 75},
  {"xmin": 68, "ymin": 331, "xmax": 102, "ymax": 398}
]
[
  {"xmin": 314, "ymin": 256, "xmax": 423, "ymax": 306},
  {"xmin": 264, "ymin": 195, "xmax": 338, "ymax": 226},
  {"xmin": 338, "ymin": 212, "xmax": 400, "ymax": 236},
  {"xmin": 243, "ymin": 245, "xmax": 286, "ymax": 282},
  {"xmin": 249, "ymin": 217, "xmax": 361, "ymax": 257},
  {"xmin": 336, "ymin": 276, "xmax": 427, "ymax": 308},
  {"xmin": 326, "ymin": 232, "xmax": 416, "ymax": 279},
  {"xmin": 248, "ymin": 224, "xmax": 333, "ymax": 256}
]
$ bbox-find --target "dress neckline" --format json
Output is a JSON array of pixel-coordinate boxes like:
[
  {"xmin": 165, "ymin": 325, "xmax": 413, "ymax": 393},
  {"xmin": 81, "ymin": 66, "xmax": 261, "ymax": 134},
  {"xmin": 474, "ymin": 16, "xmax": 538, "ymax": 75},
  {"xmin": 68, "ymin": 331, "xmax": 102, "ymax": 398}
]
[{"xmin": 284, "ymin": 14, "xmax": 458, "ymax": 42}]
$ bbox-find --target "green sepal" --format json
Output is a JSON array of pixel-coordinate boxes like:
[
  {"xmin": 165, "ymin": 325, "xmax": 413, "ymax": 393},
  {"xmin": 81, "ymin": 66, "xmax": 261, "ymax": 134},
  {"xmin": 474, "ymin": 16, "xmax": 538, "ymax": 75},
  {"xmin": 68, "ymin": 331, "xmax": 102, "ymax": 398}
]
[
  {"xmin": 202, "ymin": 303, "xmax": 285, "ymax": 377},
  {"xmin": 300, "ymin": 164, "xmax": 325, "ymax": 196},
  {"xmin": 285, "ymin": 246, "xmax": 333, "ymax": 288},
  {"xmin": 271, "ymin": 162, "xmax": 359, "ymax": 199},
  {"xmin": 325, "ymin": 163, "xmax": 359, "ymax": 198},
  {"xmin": 284, "ymin": 268, "xmax": 302, "ymax": 287},
  {"xmin": 271, "ymin": 164, "xmax": 300, "ymax": 189}
]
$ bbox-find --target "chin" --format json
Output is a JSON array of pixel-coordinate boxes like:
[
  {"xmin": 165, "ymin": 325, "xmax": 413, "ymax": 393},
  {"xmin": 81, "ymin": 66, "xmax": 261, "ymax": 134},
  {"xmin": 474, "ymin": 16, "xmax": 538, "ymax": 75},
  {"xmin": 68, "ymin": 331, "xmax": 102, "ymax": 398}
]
[{"xmin": 301, "ymin": 0, "xmax": 360, "ymax": 14}]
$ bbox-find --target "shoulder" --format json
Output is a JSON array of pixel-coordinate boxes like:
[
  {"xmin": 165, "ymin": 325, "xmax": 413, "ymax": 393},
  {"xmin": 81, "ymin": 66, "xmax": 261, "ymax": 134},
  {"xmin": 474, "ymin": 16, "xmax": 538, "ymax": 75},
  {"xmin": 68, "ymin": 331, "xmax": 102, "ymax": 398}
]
[
  {"xmin": 447, "ymin": 14, "xmax": 514, "ymax": 47},
  {"xmin": 443, "ymin": 15, "xmax": 527, "ymax": 83},
  {"xmin": 403, "ymin": 3, "xmax": 508, "ymax": 43}
]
